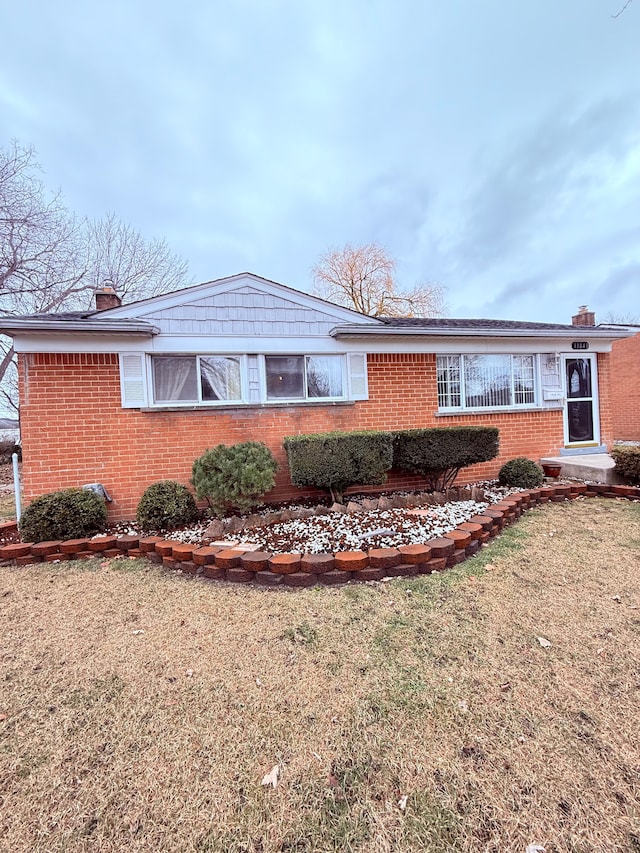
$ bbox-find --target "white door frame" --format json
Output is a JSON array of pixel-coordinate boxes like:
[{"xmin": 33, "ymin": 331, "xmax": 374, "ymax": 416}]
[{"xmin": 562, "ymin": 353, "xmax": 600, "ymax": 447}]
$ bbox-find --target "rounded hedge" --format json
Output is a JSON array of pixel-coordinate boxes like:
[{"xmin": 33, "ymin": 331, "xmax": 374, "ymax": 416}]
[
  {"xmin": 498, "ymin": 457, "xmax": 544, "ymax": 489},
  {"xmin": 611, "ymin": 445, "xmax": 640, "ymax": 485},
  {"xmin": 136, "ymin": 480, "xmax": 199, "ymax": 531},
  {"xmin": 20, "ymin": 488, "xmax": 108, "ymax": 543},
  {"xmin": 284, "ymin": 430, "xmax": 393, "ymax": 505}
]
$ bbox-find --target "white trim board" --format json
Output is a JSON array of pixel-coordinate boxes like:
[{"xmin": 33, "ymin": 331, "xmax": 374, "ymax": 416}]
[{"xmin": 11, "ymin": 332, "xmax": 616, "ymax": 356}]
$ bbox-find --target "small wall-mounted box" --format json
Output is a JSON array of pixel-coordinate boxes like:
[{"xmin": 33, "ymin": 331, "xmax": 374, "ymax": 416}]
[{"xmin": 543, "ymin": 389, "xmax": 565, "ymax": 401}]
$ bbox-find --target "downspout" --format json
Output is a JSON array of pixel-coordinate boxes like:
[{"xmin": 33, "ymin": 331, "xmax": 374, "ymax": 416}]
[{"xmin": 12, "ymin": 451, "xmax": 21, "ymax": 521}]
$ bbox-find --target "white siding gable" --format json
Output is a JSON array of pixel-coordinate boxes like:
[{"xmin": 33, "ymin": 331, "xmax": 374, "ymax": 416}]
[
  {"xmin": 140, "ymin": 286, "xmax": 351, "ymax": 337},
  {"xmin": 102, "ymin": 274, "xmax": 381, "ymax": 337}
]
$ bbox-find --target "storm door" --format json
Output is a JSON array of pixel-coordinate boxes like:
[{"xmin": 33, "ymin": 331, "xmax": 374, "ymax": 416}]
[{"xmin": 562, "ymin": 354, "xmax": 600, "ymax": 446}]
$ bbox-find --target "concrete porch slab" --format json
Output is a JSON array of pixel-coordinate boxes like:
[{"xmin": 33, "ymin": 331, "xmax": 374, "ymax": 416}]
[{"xmin": 540, "ymin": 453, "xmax": 623, "ymax": 485}]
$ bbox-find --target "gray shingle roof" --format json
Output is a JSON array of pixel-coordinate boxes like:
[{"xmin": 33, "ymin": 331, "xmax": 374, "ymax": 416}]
[
  {"xmin": 0, "ymin": 311, "xmax": 93, "ymax": 321},
  {"xmin": 378, "ymin": 317, "xmax": 578, "ymax": 331}
]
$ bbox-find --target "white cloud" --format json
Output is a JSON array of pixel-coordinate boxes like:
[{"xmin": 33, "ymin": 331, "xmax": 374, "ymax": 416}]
[{"xmin": 0, "ymin": 0, "xmax": 638, "ymax": 321}]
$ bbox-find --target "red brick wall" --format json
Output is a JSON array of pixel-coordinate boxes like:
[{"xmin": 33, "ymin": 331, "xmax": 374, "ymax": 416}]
[
  {"xmin": 610, "ymin": 334, "xmax": 640, "ymax": 440},
  {"xmin": 18, "ymin": 351, "xmax": 611, "ymax": 520},
  {"xmin": 597, "ymin": 351, "xmax": 614, "ymax": 446}
]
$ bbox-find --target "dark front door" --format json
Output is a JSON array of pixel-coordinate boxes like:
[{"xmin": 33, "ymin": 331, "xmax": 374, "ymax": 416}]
[{"xmin": 563, "ymin": 355, "xmax": 599, "ymax": 445}]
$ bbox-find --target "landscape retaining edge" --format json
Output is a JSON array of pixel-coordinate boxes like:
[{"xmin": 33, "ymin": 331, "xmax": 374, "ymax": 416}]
[{"xmin": 1, "ymin": 483, "xmax": 638, "ymax": 585}]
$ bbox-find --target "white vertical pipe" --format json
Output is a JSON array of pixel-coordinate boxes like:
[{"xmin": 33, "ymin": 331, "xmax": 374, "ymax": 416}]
[{"xmin": 12, "ymin": 452, "xmax": 21, "ymax": 521}]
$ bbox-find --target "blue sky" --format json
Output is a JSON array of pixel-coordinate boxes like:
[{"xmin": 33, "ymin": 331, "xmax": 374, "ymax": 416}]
[{"xmin": 1, "ymin": 0, "xmax": 639, "ymax": 324}]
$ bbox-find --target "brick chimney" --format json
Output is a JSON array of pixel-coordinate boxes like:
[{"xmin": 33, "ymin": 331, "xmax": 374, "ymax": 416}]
[
  {"xmin": 95, "ymin": 280, "xmax": 122, "ymax": 311},
  {"xmin": 571, "ymin": 305, "xmax": 595, "ymax": 327}
]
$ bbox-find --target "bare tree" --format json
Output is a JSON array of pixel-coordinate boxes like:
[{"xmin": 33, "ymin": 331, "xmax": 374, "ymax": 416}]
[
  {"xmin": 312, "ymin": 242, "xmax": 446, "ymax": 317},
  {"xmin": 1, "ymin": 142, "xmax": 89, "ymax": 411},
  {"xmin": 84, "ymin": 212, "xmax": 190, "ymax": 304},
  {"xmin": 0, "ymin": 337, "xmax": 17, "ymax": 415},
  {"xmin": 601, "ymin": 312, "xmax": 639, "ymax": 325},
  {"xmin": 0, "ymin": 141, "xmax": 191, "ymax": 409},
  {"xmin": 0, "ymin": 141, "xmax": 88, "ymax": 302}
]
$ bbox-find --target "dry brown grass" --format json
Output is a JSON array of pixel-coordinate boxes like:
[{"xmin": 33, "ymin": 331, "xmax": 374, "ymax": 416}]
[
  {"xmin": 0, "ymin": 491, "xmax": 16, "ymax": 521},
  {"xmin": 1, "ymin": 497, "xmax": 639, "ymax": 852}
]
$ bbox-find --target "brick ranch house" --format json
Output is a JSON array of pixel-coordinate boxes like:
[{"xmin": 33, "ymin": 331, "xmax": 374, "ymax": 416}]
[{"xmin": 0, "ymin": 274, "xmax": 632, "ymax": 521}]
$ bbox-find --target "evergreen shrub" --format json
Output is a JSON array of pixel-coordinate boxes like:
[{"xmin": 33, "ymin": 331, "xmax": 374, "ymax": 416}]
[
  {"xmin": 393, "ymin": 426, "xmax": 499, "ymax": 492},
  {"xmin": 611, "ymin": 445, "xmax": 640, "ymax": 485},
  {"xmin": 191, "ymin": 441, "xmax": 277, "ymax": 515},
  {"xmin": 284, "ymin": 430, "xmax": 394, "ymax": 504},
  {"xmin": 20, "ymin": 488, "xmax": 107, "ymax": 543},
  {"xmin": 136, "ymin": 480, "xmax": 199, "ymax": 530},
  {"xmin": 498, "ymin": 457, "xmax": 544, "ymax": 488}
]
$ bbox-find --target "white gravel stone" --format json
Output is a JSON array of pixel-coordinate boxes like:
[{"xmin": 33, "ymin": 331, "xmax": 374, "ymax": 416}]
[{"xmin": 102, "ymin": 481, "xmax": 524, "ymax": 554}]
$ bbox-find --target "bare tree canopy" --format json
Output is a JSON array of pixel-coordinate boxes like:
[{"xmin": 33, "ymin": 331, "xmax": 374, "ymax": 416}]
[
  {"xmin": 1, "ymin": 141, "xmax": 190, "ymax": 312},
  {"xmin": 601, "ymin": 311, "xmax": 639, "ymax": 325},
  {"xmin": 0, "ymin": 140, "xmax": 191, "ymax": 407},
  {"xmin": 312, "ymin": 242, "xmax": 446, "ymax": 318},
  {"xmin": 84, "ymin": 213, "xmax": 189, "ymax": 304},
  {"xmin": 0, "ymin": 141, "xmax": 86, "ymax": 306}
]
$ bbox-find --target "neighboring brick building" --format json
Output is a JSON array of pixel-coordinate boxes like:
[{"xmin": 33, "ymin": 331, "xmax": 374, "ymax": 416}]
[
  {"xmin": 0, "ymin": 275, "xmax": 631, "ymax": 520},
  {"xmin": 610, "ymin": 329, "xmax": 640, "ymax": 441}
]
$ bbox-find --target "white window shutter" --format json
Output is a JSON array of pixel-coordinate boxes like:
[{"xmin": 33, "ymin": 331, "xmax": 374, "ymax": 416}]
[
  {"xmin": 247, "ymin": 354, "xmax": 261, "ymax": 403},
  {"xmin": 347, "ymin": 353, "xmax": 368, "ymax": 400},
  {"xmin": 540, "ymin": 352, "xmax": 563, "ymax": 409},
  {"xmin": 119, "ymin": 353, "xmax": 148, "ymax": 408}
]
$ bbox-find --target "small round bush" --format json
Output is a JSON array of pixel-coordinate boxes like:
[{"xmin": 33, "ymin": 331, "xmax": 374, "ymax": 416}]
[
  {"xmin": 20, "ymin": 488, "xmax": 108, "ymax": 543},
  {"xmin": 498, "ymin": 457, "xmax": 544, "ymax": 488},
  {"xmin": 136, "ymin": 480, "xmax": 199, "ymax": 531},
  {"xmin": 192, "ymin": 441, "xmax": 277, "ymax": 515},
  {"xmin": 611, "ymin": 445, "xmax": 640, "ymax": 485}
]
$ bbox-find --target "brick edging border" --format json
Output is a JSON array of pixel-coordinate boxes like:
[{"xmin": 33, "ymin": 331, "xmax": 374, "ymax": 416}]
[{"xmin": 1, "ymin": 483, "xmax": 639, "ymax": 586}]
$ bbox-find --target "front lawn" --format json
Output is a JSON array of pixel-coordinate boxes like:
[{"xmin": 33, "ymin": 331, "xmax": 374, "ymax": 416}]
[{"xmin": 1, "ymin": 498, "xmax": 639, "ymax": 852}]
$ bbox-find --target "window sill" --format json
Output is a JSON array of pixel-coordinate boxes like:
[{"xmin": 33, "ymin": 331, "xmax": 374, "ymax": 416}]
[
  {"xmin": 435, "ymin": 405, "xmax": 554, "ymax": 417},
  {"xmin": 140, "ymin": 400, "xmax": 358, "ymax": 413}
]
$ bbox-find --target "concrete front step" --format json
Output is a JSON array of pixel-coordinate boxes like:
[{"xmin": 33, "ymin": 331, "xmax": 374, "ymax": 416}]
[{"xmin": 540, "ymin": 453, "xmax": 623, "ymax": 485}]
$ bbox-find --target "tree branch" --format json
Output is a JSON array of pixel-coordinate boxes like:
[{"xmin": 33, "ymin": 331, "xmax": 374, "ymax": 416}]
[
  {"xmin": 1, "ymin": 141, "xmax": 191, "ymax": 408},
  {"xmin": 612, "ymin": 0, "xmax": 632, "ymax": 17},
  {"xmin": 312, "ymin": 242, "xmax": 446, "ymax": 318},
  {"xmin": 0, "ymin": 341, "xmax": 15, "ymax": 387}
]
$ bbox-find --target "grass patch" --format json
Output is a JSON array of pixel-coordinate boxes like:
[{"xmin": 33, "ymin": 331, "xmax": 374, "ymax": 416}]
[
  {"xmin": 106, "ymin": 556, "xmax": 152, "ymax": 573},
  {"xmin": 64, "ymin": 674, "xmax": 126, "ymax": 709},
  {"xmin": 0, "ymin": 491, "xmax": 17, "ymax": 520},
  {"xmin": 282, "ymin": 621, "xmax": 318, "ymax": 647},
  {"xmin": 1, "ymin": 498, "xmax": 639, "ymax": 851}
]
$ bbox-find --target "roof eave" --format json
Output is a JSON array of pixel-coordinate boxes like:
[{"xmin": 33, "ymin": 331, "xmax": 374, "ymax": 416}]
[
  {"xmin": 0, "ymin": 319, "xmax": 159, "ymax": 336},
  {"xmin": 330, "ymin": 325, "xmax": 633, "ymax": 341}
]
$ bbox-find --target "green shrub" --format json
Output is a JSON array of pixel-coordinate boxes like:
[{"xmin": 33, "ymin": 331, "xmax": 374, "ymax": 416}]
[
  {"xmin": 284, "ymin": 430, "xmax": 394, "ymax": 504},
  {"xmin": 611, "ymin": 445, "xmax": 640, "ymax": 485},
  {"xmin": 393, "ymin": 426, "xmax": 500, "ymax": 492},
  {"xmin": 20, "ymin": 488, "xmax": 107, "ymax": 543},
  {"xmin": 191, "ymin": 441, "xmax": 278, "ymax": 515},
  {"xmin": 136, "ymin": 480, "xmax": 199, "ymax": 531},
  {"xmin": 498, "ymin": 457, "xmax": 544, "ymax": 488}
]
